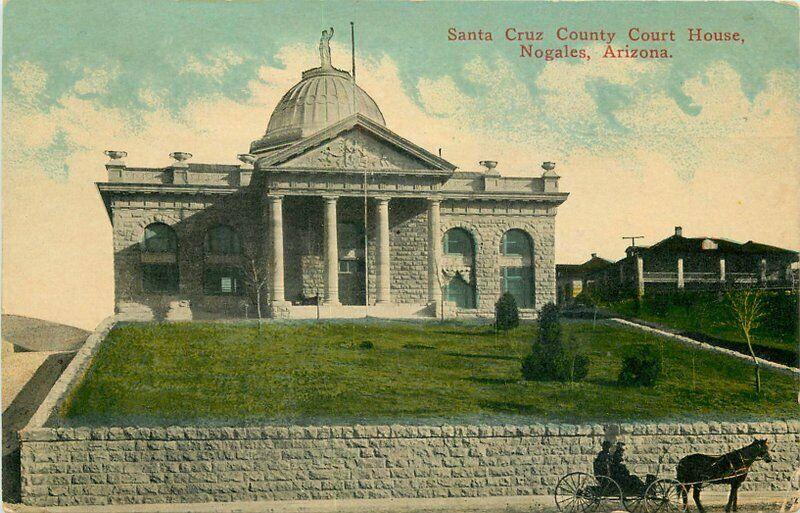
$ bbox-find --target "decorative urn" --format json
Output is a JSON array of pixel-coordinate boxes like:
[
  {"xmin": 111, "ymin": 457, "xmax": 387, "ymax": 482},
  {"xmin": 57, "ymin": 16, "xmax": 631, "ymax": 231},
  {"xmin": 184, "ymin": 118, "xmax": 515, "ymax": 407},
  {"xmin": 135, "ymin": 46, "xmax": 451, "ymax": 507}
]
[
  {"xmin": 169, "ymin": 151, "xmax": 193, "ymax": 162},
  {"xmin": 237, "ymin": 153, "xmax": 257, "ymax": 165},
  {"xmin": 104, "ymin": 150, "xmax": 127, "ymax": 161}
]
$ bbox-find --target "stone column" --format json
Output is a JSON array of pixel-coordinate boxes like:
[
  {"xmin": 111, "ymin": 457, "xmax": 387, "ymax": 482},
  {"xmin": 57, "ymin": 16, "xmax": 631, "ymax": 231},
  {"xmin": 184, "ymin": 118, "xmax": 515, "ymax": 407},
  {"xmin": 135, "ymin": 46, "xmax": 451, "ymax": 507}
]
[
  {"xmin": 268, "ymin": 195, "xmax": 286, "ymax": 303},
  {"xmin": 375, "ymin": 197, "xmax": 391, "ymax": 304},
  {"xmin": 323, "ymin": 196, "xmax": 340, "ymax": 306},
  {"xmin": 677, "ymin": 258, "xmax": 685, "ymax": 289},
  {"xmin": 427, "ymin": 197, "xmax": 442, "ymax": 305},
  {"xmin": 636, "ymin": 256, "xmax": 644, "ymax": 298},
  {"xmin": 719, "ymin": 258, "xmax": 726, "ymax": 283}
]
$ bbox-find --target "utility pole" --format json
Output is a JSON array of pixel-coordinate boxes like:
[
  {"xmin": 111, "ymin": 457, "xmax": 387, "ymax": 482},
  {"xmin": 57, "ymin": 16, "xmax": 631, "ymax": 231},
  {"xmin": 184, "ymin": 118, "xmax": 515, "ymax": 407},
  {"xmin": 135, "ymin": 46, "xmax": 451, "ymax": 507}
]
[{"xmin": 622, "ymin": 235, "xmax": 644, "ymax": 247}]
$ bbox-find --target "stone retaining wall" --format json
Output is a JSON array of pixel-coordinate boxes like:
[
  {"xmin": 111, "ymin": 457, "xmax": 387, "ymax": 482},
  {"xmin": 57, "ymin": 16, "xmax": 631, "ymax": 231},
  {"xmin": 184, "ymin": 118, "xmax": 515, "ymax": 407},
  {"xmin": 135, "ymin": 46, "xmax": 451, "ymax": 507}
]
[{"xmin": 20, "ymin": 420, "xmax": 800, "ymax": 507}]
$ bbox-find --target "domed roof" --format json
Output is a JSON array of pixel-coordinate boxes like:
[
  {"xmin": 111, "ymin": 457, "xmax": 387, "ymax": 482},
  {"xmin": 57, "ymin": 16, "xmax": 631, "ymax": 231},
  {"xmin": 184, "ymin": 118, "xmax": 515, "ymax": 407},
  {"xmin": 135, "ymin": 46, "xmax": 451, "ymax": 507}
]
[{"xmin": 252, "ymin": 66, "xmax": 385, "ymax": 152}]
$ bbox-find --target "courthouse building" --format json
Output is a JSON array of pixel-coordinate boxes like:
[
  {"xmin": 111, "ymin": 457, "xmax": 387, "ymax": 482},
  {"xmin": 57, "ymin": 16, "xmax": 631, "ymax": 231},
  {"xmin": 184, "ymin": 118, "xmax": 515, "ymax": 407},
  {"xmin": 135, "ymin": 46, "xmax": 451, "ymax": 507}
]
[{"xmin": 97, "ymin": 32, "xmax": 569, "ymax": 320}]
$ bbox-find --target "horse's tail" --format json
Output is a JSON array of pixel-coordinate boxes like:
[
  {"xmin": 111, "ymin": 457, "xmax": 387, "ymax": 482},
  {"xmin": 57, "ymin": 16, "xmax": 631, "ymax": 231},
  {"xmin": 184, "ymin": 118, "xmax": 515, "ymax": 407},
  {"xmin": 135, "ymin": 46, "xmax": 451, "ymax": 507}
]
[{"xmin": 676, "ymin": 457, "xmax": 688, "ymax": 481}]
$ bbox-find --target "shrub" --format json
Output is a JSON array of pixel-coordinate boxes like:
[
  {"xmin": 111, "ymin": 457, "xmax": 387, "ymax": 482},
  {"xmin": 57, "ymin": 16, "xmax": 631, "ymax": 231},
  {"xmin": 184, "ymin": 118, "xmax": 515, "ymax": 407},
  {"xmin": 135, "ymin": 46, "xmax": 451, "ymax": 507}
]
[
  {"xmin": 495, "ymin": 293, "xmax": 520, "ymax": 331},
  {"xmin": 570, "ymin": 354, "xmax": 590, "ymax": 382},
  {"xmin": 618, "ymin": 344, "xmax": 661, "ymax": 387},
  {"xmin": 762, "ymin": 291, "xmax": 797, "ymax": 334},
  {"xmin": 358, "ymin": 340, "xmax": 374, "ymax": 349},
  {"xmin": 521, "ymin": 303, "xmax": 589, "ymax": 382},
  {"xmin": 644, "ymin": 293, "xmax": 672, "ymax": 317},
  {"xmin": 520, "ymin": 353, "xmax": 541, "ymax": 381}
]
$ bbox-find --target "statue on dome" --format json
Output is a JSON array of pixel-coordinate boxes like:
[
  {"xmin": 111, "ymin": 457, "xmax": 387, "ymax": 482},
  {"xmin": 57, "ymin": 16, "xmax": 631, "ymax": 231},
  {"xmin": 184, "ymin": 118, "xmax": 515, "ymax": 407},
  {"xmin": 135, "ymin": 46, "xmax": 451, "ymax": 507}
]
[{"xmin": 319, "ymin": 27, "xmax": 334, "ymax": 68}]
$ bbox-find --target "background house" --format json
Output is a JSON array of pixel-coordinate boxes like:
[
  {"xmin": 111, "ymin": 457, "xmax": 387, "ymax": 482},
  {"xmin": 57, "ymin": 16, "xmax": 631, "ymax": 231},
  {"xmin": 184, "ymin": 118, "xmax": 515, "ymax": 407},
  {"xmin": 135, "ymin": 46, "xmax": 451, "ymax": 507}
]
[
  {"xmin": 556, "ymin": 254, "xmax": 613, "ymax": 305},
  {"xmin": 585, "ymin": 226, "xmax": 799, "ymax": 298}
]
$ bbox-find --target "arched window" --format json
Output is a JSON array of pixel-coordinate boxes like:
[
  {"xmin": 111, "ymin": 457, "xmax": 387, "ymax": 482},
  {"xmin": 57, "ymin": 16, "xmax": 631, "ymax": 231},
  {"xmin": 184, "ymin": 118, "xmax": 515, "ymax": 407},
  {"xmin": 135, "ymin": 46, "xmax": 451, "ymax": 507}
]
[
  {"xmin": 445, "ymin": 274, "xmax": 475, "ymax": 309},
  {"xmin": 142, "ymin": 223, "xmax": 177, "ymax": 253},
  {"xmin": 141, "ymin": 223, "xmax": 179, "ymax": 293},
  {"xmin": 205, "ymin": 225, "xmax": 241, "ymax": 255},
  {"xmin": 443, "ymin": 228, "xmax": 474, "ymax": 258},
  {"xmin": 442, "ymin": 228, "xmax": 477, "ymax": 309},
  {"xmin": 500, "ymin": 229, "xmax": 533, "ymax": 308},
  {"xmin": 501, "ymin": 229, "xmax": 531, "ymax": 257}
]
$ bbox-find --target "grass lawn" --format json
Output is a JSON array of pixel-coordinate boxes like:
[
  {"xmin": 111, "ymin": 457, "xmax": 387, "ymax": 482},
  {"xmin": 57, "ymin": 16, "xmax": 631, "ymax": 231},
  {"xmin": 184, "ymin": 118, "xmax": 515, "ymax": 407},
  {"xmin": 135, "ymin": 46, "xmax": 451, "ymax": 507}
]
[
  {"xmin": 61, "ymin": 320, "xmax": 799, "ymax": 426},
  {"xmin": 606, "ymin": 295, "xmax": 798, "ymax": 362}
]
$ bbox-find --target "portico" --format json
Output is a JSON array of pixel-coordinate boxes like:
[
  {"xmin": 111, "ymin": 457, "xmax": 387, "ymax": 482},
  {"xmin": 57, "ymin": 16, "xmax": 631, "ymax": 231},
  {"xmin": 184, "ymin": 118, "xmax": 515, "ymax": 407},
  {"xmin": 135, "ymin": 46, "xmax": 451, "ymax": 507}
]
[{"xmin": 265, "ymin": 189, "xmax": 445, "ymax": 316}]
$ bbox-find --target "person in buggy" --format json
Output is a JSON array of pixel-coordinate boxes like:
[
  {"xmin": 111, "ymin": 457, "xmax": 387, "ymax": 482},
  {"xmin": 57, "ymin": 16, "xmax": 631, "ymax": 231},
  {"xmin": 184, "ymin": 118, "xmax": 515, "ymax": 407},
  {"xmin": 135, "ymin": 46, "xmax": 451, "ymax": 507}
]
[
  {"xmin": 593, "ymin": 441, "xmax": 657, "ymax": 493},
  {"xmin": 593, "ymin": 440, "xmax": 613, "ymax": 478}
]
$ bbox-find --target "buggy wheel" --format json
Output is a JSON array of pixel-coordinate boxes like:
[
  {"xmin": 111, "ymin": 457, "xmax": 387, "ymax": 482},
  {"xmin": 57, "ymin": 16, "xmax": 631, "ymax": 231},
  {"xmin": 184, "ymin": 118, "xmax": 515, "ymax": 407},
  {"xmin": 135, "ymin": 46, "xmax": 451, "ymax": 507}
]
[
  {"xmin": 623, "ymin": 492, "xmax": 647, "ymax": 513},
  {"xmin": 554, "ymin": 472, "xmax": 622, "ymax": 513},
  {"xmin": 643, "ymin": 478, "xmax": 687, "ymax": 513}
]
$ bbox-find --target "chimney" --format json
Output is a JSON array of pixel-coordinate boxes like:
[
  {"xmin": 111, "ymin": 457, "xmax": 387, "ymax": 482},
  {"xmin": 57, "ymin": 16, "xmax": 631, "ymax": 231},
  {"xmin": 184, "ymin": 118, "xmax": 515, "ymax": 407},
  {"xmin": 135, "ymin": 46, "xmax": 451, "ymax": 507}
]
[
  {"xmin": 591, "ymin": 253, "xmax": 597, "ymax": 258},
  {"xmin": 675, "ymin": 226, "xmax": 683, "ymax": 237}
]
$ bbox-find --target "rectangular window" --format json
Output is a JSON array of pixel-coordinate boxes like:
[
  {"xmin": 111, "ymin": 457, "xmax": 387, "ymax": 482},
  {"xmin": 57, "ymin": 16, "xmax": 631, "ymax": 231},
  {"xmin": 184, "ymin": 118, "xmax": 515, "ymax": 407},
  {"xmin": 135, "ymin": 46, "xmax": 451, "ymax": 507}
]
[
  {"xmin": 142, "ymin": 264, "xmax": 179, "ymax": 294},
  {"xmin": 502, "ymin": 267, "xmax": 532, "ymax": 308},
  {"xmin": 203, "ymin": 266, "xmax": 243, "ymax": 296}
]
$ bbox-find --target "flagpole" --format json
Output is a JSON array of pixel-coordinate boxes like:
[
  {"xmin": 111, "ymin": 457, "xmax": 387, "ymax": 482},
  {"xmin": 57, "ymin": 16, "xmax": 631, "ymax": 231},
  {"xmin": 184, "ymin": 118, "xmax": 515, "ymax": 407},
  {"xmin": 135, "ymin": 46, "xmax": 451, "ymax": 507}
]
[
  {"xmin": 351, "ymin": 21, "xmax": 356, "ymax": 82},
  {"xmin": 351, "ymin": 22, "xmax": 369, "ymax": 317}
]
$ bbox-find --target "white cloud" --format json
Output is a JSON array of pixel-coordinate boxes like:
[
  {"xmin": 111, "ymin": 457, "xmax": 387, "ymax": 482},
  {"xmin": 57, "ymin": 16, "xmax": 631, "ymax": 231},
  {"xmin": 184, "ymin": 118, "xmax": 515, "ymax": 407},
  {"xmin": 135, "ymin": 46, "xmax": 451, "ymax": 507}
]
[
  {"xmin": 180, "ymin": 48, "xmax": 246, "ymax": 80},
  {"xmin": 72, "ymin": 65, "xmax": 118, "ymax": 95},
  {"xmin": 9, "ymin": 61, "xmax": 48, "ymax": 103}
]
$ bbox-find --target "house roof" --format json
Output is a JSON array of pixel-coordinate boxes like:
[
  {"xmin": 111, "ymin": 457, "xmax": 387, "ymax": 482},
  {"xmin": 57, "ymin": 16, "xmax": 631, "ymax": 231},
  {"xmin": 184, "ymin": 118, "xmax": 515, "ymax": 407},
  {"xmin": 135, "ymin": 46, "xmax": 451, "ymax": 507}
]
[
  {"xmin": 632, "ymin": 234, "xmax": 798, "ymax": 256},
  {"xmin": 557, "ymin": 254, "xmax": 613, "ymax": 276},
  {"xmin": 581, "ymin": 254, "xmax": 615, "ymax": 271}
]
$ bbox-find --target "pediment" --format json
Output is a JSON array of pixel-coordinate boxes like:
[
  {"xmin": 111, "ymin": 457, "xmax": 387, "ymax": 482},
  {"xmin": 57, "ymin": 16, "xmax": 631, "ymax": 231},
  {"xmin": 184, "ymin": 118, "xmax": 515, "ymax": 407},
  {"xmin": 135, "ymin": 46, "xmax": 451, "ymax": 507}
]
[
  {"xmin": 280, "ymin": 128, "xmax": 434, "ymax": 171},
  {"xmin": 256, "ymin": 115, "xmax": 456, "ymax": 174}
]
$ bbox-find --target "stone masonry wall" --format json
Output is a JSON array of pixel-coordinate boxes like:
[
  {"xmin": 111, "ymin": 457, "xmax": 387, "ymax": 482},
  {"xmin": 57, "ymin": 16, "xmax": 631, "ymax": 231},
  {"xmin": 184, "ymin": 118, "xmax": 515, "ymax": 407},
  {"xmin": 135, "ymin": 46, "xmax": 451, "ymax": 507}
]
[
  {"xmin": 112, "ymin": 192, "xmax": 262, "ymax": 319},
  {"xmin": 389, "ymin": 199, "xmax": 428, "ymax": 304},
  {"xmin": 441, "ymin": 202, "xmax": 557, "ymax": 317},
  {"xmin": 20, "ymin": 421, "xmax": 799, "ymax": 507}
]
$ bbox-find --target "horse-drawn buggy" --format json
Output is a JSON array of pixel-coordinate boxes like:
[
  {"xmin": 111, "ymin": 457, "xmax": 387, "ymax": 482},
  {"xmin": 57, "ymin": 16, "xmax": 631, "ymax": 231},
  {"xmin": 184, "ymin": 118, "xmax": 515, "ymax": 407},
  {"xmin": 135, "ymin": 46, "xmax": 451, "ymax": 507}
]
[{"xmin": 554, "ymin": 439, "xmax": 772, "ymax": 513}]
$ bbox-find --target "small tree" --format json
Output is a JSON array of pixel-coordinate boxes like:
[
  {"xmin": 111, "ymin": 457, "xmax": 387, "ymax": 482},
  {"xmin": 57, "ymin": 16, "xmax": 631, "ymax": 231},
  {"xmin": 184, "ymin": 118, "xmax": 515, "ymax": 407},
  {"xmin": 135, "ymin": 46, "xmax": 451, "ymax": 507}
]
[
  {"xmin": 242, "ymin": 256, "xmax": 269, "ymax": 328},
  {"xmin": 522, "ymin": 303, "xmax": 588, "ymax": 382},
  {"xmin": 725, "ymin": 288, "xmax": 767, "ymax": 394},
  {"xmin": 538, "ymin": 302, "xmax": 562, "ymax": 348},
  {"xmin": 563, "ymin": 334, "xmax": 589, "ymax": 383},
  {"xmin": 495, "ymin": 293, "xmax": 520, "ymax": 331}
]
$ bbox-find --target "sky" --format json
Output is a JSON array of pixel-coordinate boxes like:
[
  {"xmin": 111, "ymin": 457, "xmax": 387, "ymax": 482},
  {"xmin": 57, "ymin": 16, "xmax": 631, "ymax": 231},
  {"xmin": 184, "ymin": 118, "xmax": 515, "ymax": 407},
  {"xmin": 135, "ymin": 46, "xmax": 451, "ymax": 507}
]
[{"xmin": 2, "ymin": 0, "xmax": 799, "ymax": 329}]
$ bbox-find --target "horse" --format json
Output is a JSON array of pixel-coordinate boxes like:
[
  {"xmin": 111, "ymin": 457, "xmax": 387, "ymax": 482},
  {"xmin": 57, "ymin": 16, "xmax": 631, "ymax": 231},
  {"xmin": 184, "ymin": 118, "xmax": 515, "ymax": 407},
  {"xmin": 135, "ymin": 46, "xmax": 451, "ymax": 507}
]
[{"xmin": 676, "ymin": 439, "xmax": 772, "ymax": 513}]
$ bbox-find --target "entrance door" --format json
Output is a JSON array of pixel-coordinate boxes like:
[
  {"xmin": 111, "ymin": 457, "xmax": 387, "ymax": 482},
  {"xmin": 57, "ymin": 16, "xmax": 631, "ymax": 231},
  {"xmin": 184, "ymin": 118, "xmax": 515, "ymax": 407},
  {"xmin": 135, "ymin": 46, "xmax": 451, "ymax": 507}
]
[
  {"xmin": 338, "ymin": 258, "xmax": 366, "ymax": 305},
  {"xmin": 337, "ymin": 221, "xmax": 366, "ymax": 305}
]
